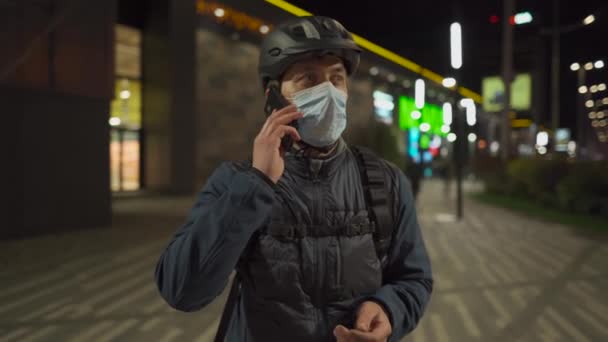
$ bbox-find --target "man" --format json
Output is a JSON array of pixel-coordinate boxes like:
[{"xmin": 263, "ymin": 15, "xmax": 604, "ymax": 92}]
[{"xmin": 155, "ymin": 16, "xmax": 433, "ymax": 342}]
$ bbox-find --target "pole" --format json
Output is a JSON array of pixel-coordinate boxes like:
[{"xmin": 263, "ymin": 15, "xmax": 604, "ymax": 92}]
[
  {"xmin": 455, "ymin": 101, "xmax": 464, "ymax": 219},
  {"xmin": 501, "ymin": 0, "xmax": 515, "ymax": 161},
  {"xmin": 577, "ymin": 69, "xmax": 586, "ymax": 159},
  {"xmin": 551, "ymin": 0, "xmax": 561, "ymax": 138}
]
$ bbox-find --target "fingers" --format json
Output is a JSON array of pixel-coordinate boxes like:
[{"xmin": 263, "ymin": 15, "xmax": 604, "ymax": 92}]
[
  {"xmin": 272, "ymin": 125, "xmax": 301, "ymax": 142},
  {"xmin": 261, "ymin": 105, "xmax": 300, "ymax": 135},
  {"xmin": 355, "ymin": 306, "xmax": 376, "ymax": 332},
  {"xmin": 334, "ymin": 325, "xmax": 350, "ymax": 342}
]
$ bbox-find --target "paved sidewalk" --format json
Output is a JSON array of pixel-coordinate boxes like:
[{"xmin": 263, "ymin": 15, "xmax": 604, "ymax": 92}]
[{"xmin": 0, "ymin": 180, "xmax": 606, "ymax": 341}]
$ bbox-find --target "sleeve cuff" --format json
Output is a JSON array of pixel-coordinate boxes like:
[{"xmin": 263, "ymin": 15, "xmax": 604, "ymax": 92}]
[
  {"xmin": 366, "ymin": 291, "xmax": 397, "ymax": 333},
  {"xmin": 248, "ymin": 167, "xmax": 278, "ymax": 190}
]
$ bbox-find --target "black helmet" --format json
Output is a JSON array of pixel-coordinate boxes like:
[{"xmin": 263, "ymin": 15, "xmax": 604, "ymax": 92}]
[{"xmin": 258, "ymin": 16, "xmax": 362, "ymax": 89}]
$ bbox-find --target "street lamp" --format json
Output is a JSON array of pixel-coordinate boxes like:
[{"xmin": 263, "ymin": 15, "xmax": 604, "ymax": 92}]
[
  {"xmin": 450, "ymin": 23, "xmax": 462, "ymax": 69},
  {"xmin": 583, "ymin": 14, "xmax": 596, "ymax": 25},
  {"xmin": 415, "ymin": 79, "xmax": 425, "ymax": 109},
  {"xmin": 442, "ymin": 77, "xmax": 457, "ymax": 88},
  {"xmin": 450, "ymin": 20, "xmax": 465, "ymax": 219},
  {"xmin": 595, "ymin": 60, "xmax": 605, "ymax": 69}
]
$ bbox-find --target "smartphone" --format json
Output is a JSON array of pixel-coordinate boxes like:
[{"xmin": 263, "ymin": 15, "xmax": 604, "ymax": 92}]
[{"xmin": 264, "ymin": 85, "xmax": 299, "ymax": 151}]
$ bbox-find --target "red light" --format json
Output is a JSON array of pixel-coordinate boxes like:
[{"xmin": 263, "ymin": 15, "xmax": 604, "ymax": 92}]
[
  {"xmin": 509, "ymin": 15, "xmax": 516, "ymax": 25},
  {"xmin": 489, "ymin": 15, "xmax": 499, "ymax": 24}
]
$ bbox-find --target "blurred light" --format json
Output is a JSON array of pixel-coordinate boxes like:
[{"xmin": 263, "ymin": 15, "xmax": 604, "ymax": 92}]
[
  {"xmin": 567, "ymin": 141, "xmax": 576, "ymax": 153},
  {"xmin": 537, "ymin": 146, "xmax": 547, "ymax": 155},
  {"xmin": 443, "ymin": 103, "xmax": 453, "ymax": 125},
  {"xmin": 109, "ymin": 117, "xmax": 121, "ymax": 126},
  {"xmin": 442, "ymin": 77, "xmax": 457, "ymax": 88},
  {"xmin": 600, "ymin": 120, "xmax": 607, "ymax": 127},
  {"xmin": 373, "ymin": 90, "xmax": 394, "ymax": 124},
  {"xmin": 259, "ymin": 25, "xmax": 270, "ymax": 34},
  {"xmin": 415, "ymin": 79, "xmax": 425, "ymax": 109},
  {"xmin": 450, "ymin": 23, "xmax": 462, "ymax": 69},
  {"xmin": 584, "ymin": 62, "xmax": 594, "ymax": 70},
  {"xmin": 600, "ymin": 134, "xmax": 607, "ymax": 143},
  {"xmin": 447, "ymin": 133, "xmax": 457, "ymax": 142},
  {"xmin": 589, "ymin": 112, "xmax": 597, "ymax": 119},
  {"xmin": 411, "ymin": 110, "xmax": 422, "ymax": 120},
  {"xmin": 603, "ymin": 98, "xmax": 608, "ymax": 105},
  {"xmin": 583, "ymin": 14, "xmax": 596, "ymax": 25},
  {"xmin": 490, "ymin": 141, "xmax": 500, "ymax": 154},
  {"xmin": 586, "ymin": 100, "xmax": 595, "ymax": 108},
  {"xmin": 402, "ymin": 79, "xmax": 411, "ymax": 88},
  {"xmin": 596, "ymin": 60, "xmax": 605, "ymax": 69},
  {"xmin": 369, "ymin": 66, "xmax": 379, "ymax": 76},
  {"xmin": 441, "ymin": 125, "xmax": 451, "ymax": 134},
  {"xmin": 478, "ymin": 139, "xmax": 487, "ymax": 149},
  {"xmin": 570, "ymin": 63, "xmax": 580, "ymax": 71},
  {"xmin": 514, "ymin": 12, "xmax": 533, "ymax": 25},
  {"xmin": 468, "ymin": 133, "xmax": 477, "ymax": 142},
  {"xmin": 119, "ymin": 90, "xmax": 131, "ymax": 99},
  {"xmin": 373, "ymin": 98, "xmax": 395, "ymax": 111},
  {"xmin": 420, "ymin": 123, "xmax": 431, "ymax": 132},
  {"xmin": 460, "ymin": 98, "xmax": 476, "ymax": 126},
  {"xmin": 387, "ymin": 74, "xmax": 397, "ymax": 82},
  {"xmin": 590, "ymin": 85, "xmax": 598, "ymax": 93},
  {"xmin": 599, "ymin": 83, "xmax": 607, "ymax": 91},
  {"xmin": 489, "ymin": 15, "xmax": 499, "ymax": 24},
  {"xmin": 214, "ymin": 8, "xmax": 225, "ymax": 17},
  {"xmin": 598, "ymin": 111, "xmax": 606, "ymax": 119},
  {"xmin": 579, "ymin": 86, "xmax": 588, "ymax": 94},
  {"xmin": 431, "ymin": 135, "xmax": 442, "ymax": 148},
  {"xmin": 591, "ymin": 120, "xmax": 599, "ymax": 127},
  {"xmin": 536, "ymin": 131, "xmax": 549, "ymax": 146}
]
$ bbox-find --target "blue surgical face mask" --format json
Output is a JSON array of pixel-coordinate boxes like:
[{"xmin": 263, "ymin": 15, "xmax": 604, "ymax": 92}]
[{"xmin": 291, "ymin": 81, "xmax": 347, "ymax": 148}]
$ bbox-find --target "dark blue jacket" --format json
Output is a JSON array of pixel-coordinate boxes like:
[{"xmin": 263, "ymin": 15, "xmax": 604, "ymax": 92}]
[{"xmin": 155, "ymin": 141, "xmax": 433, "ymax": 341}]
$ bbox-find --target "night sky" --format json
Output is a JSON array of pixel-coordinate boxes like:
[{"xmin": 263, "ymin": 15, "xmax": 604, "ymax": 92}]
[{"xmin": 287, "ymin": 0, "xmax": 608, "ymax": 131}]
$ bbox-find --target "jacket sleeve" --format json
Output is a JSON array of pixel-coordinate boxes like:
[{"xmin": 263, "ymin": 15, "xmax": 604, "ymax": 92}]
[
  {"xmin": 367, "ymin": 166, "xmax": 434, "ymax": 340},
  {"xmin": 154, "ymin": 162, "xmax": 276, "ymax": 312}
]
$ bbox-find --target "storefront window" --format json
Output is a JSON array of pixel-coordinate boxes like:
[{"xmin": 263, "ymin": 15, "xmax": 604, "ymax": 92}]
[{"xmin": 110, "ymin": 24, "xmax": 142, "ymax": 192}]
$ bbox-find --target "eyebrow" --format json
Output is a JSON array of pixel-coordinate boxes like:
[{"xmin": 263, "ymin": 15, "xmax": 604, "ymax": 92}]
[
  {"xmin": 294, "ymin": 64, "xmax": 346, "ymax": 74},
  {"xmin": 329, "ymin": 65, "xmax": 347, "ymax": 74}
]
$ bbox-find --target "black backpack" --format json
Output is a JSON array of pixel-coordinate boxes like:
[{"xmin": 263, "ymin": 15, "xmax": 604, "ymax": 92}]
[{"xmin": 214, "ymin": 146, "xmax": 394, "ymax": 341}]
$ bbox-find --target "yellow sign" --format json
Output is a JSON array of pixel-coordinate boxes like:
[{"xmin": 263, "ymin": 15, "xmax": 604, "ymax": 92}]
[{"xmin": 511, "ymin": 119, "xmax": 533, "ymax": 128}]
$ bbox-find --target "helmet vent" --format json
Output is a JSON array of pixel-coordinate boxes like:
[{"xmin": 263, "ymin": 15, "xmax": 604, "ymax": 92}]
[
  {"xmin": 269, "ymin": 48, "xmax": 282, "ymax": 57},
  {"xmin": 290, "ymin": 25, "xmax": 307, "ymax": 38}
]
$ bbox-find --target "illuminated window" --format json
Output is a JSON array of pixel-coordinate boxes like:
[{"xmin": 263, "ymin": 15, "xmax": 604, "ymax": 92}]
[{"xmin": 111, "ymin": 25, "xmax": 142, "ymax": 192}]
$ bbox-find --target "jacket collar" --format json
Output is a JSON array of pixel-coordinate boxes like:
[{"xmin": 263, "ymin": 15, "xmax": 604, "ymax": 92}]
[{"xmin": 285, "ymin": 138, "xmax": 348, "ymax": 180}]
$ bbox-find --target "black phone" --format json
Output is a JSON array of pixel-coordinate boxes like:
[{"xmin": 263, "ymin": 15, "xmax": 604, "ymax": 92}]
[{"xmin": 264, "ymin": 85, "xmax": 299, "ymax": 151}]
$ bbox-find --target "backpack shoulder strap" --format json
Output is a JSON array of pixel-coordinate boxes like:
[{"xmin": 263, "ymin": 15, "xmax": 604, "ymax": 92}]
[
  {"xmin": 214, "ymin": 273, "xmax": 241, "ymax": 342},
  {"xmin": 351, "ymin": 146, "xmax": 394, "ymax": 266}
]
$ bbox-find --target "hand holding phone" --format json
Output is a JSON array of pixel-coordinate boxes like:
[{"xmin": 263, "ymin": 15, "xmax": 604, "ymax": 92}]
[
  {"xmin": 252, "ymin": 87, "xmax": 303, "ymax": 183},
  {"xmin": 264, "ymin": 86, "xmax": 300, "ymax": 152}
]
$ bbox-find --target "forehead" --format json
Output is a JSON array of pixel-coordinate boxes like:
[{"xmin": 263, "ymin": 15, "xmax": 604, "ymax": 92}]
[{"xmin": 286, "ymin": 55, "xmax": 346, "ymax": 74}]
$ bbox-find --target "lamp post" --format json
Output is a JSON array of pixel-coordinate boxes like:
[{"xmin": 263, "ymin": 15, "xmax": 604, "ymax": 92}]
[{"xmin": 449, "ymin": 21, "xmax": 465, "ymax": 220}]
